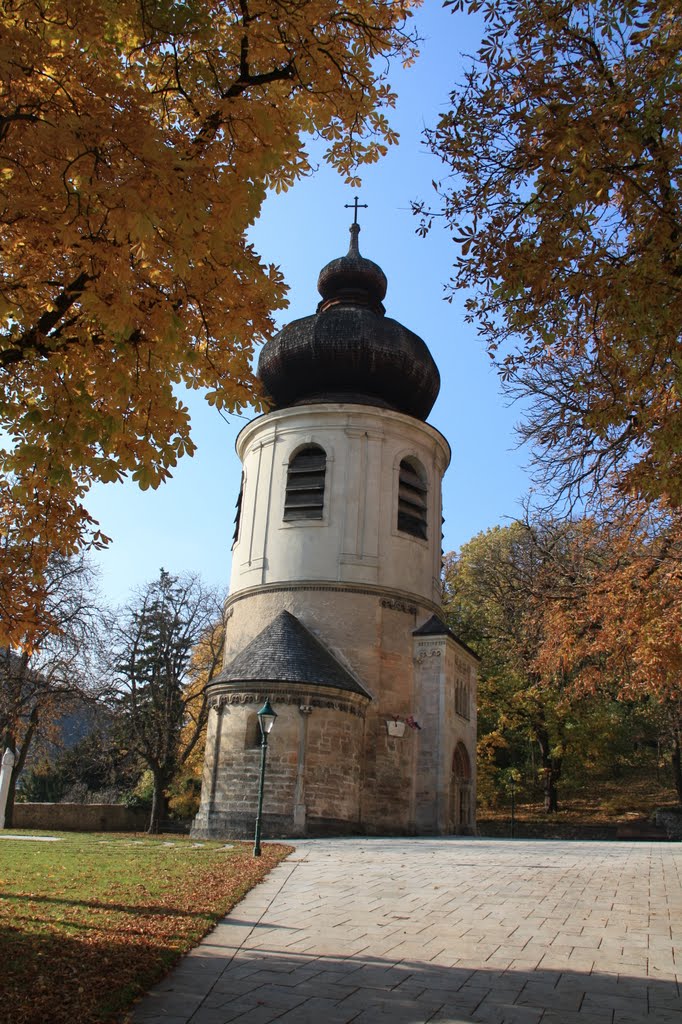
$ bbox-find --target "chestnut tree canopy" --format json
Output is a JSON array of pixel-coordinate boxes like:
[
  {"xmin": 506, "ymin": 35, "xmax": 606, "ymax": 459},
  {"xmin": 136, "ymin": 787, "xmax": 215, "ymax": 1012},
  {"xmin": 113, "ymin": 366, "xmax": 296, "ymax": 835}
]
[
  {"xmin": 418, "ymin": 0, "xmax": 681, "ymax": 510},
  {"xmin": 0, "ymin": 0, "xmax": 417, "ymax": 646}
]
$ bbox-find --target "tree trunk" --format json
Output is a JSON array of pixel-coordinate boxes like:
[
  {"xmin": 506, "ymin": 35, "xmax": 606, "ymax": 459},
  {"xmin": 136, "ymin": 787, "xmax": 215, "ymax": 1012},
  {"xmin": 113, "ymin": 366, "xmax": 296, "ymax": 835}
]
[
  {"xmin": 663, "ymin": 704, "xmax": 682, "ymax": 804},
  {"xmin": 542, "ymin": 765, "xmax": 561, "ymax": 814},
  {"xmin": 671, "ymin": 730, "xmax": 682, "ymax": 804},
  {"xmin": 4, "ymin": 774, "xmax": 15, "ymax": 829},
  {"xmin": 148, "ymin": 767, "xmax": 169, "ymax": 834},
  {"xmin": 536, "ymin": 728, "xmax": 562, "ymax": 813},
  {"xmin": 2, "ymin": 730, "xmax": 15, "ymax": 829},
  {"xmin": 4, "ymin": 711, "xmax": 38, "ymax": 828}
]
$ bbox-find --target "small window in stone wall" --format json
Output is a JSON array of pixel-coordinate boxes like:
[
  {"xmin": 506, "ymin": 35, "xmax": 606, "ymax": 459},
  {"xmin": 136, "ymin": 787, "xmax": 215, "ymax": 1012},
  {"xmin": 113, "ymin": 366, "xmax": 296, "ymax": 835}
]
[
  {"xmin": 455, "ymin": 678, "xmax": 470, "ymax": 720},
  {"xmin": 244, "ymin": 712, "xmax": 262, "ymax": 749},
  {"xmin": 397, "ymin": 458, "xmax": 427, "ymax": 539},
  {"xmin": 284, "ymin": 445, "xmax": 326, "ymax": 521}
]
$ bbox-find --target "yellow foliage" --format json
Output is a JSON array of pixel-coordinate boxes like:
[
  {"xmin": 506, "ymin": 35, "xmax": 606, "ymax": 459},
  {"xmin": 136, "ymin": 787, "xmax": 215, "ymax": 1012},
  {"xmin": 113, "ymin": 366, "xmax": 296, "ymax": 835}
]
[
  {"xmin": 180, "ymin": 616, "xmax": 226, "ymax": 778},
  {"xmin": 0, "ymin": 0, "xmax": 418, "ymax": 647},
  {"xmin": 536, "ymin": 503, "xmax": 682, "ymax": 708},
  {"xmin": 168, "ymin": 613, "xmax": 225, "ymax": 818}
]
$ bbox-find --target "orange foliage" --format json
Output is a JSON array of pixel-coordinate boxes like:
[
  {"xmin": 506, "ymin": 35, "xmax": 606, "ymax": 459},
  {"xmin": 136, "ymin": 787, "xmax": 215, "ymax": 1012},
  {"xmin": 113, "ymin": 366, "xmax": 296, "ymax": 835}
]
[{"xmin": 537, "ymin": 504, "xmax": 682, "ymax": 705}]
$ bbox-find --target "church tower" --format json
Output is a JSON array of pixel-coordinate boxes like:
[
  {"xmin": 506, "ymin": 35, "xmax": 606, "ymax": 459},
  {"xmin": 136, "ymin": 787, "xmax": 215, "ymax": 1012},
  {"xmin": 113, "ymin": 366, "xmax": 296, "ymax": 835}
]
[{"xmin": 192, "ymin": 216, "xmax": 478, "ymax": 839}]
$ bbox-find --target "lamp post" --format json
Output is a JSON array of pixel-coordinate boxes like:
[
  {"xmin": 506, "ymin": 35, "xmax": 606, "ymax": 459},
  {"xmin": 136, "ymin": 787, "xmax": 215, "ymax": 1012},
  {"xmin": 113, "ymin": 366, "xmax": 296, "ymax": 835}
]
[
  {"xmin": 510, "ymin": 777, "xmax": 516, "ymax": 839},
  {"xmin": 253, "ymin": 699, "xmax": 277, "ymax": 857}
]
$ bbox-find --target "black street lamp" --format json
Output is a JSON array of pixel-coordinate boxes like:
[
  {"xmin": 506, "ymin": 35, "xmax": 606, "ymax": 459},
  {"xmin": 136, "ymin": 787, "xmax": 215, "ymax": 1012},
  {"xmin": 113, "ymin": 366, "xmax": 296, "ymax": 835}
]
[
  {"xmin": 510, "ymin": 777, "xmax": 516, "ymax": 839},
  {"xmin": 253, "ymin": 698, "xmax": 277, "ymax": 857}
]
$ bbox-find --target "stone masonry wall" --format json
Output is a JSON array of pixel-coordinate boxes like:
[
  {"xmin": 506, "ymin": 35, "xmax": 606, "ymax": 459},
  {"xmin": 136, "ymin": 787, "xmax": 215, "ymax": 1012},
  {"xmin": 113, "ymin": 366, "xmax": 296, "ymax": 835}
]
[
  {"xmin": 219, "ymin": 590, "xmax": 426, "ymax": 834},
  {"xmin": 13, "ymin": 803, "xmax": 149, "ymax": 832},
  {"xmin": 304, "ymin": 710, "xmax": 363, "ymax": 829},
  {"xmin": 193, "ymin": 699, "xmax": 365, "ymax": 838},
  {"xmin": 413, "ymin": 635, "xmax": 478, "ymax": 834},
  {"xmin": 413, "ymin": 637, "xmax": 447, "ymax": 833},
  {"xmin": 194, "ymin": 703, "xmax": 298, "ymax": 838}
]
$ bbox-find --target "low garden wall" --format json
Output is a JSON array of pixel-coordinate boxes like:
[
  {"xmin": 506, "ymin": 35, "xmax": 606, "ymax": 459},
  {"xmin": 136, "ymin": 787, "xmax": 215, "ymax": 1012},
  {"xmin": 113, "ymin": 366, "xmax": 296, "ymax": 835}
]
[{"xmin": 13, "ymin": 802, "xmax": 150, "ymax": 832}]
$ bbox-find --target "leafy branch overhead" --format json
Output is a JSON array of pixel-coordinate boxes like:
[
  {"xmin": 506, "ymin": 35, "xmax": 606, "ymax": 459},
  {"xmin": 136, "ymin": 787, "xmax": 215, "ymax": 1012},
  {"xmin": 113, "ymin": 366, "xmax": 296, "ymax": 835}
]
[
  {"xmin": 418, "ymin": 0, "xmax": 681, "ymax": 510},
  {"xmin": 0, "ymin": 0, "xmax": 418, "ymax": 647}
]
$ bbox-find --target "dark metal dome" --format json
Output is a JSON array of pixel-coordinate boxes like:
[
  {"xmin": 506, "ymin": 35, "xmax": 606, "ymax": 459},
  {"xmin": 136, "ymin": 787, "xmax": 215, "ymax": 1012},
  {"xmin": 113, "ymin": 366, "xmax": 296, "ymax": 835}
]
[
  {"xmin": 317, "ymin": 224, "xmax": 387, "ymax": 311},
  {"xmin": 257, "ymin": 223, "xmax": 440, "ymax": 421}
]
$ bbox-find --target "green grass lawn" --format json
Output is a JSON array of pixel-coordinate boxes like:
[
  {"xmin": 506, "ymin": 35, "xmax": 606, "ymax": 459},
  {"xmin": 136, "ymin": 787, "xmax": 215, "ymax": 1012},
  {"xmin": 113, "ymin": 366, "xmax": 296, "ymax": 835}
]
[{"xmin": 0, "ymin": 831, "xmax": 291, "ymax": 1024}]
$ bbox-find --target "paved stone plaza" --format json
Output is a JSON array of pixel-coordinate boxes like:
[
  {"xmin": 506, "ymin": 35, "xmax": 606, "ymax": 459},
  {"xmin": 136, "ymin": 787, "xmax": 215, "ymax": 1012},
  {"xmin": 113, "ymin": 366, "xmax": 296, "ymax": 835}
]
[{"xmin": 130, "ymin": 837, "xmax": 682, "ymax": 1024}]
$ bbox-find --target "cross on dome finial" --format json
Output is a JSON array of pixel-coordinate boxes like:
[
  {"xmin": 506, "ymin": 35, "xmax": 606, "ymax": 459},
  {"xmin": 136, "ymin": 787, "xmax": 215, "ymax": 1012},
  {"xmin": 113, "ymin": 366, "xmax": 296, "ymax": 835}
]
[
  {"xmin": 345, "ymin": 196, "xmax": 368, "ymax": 226},
  {"xmin": 344, "ymin": 196, "xmax": 368, "ymax": 257}
]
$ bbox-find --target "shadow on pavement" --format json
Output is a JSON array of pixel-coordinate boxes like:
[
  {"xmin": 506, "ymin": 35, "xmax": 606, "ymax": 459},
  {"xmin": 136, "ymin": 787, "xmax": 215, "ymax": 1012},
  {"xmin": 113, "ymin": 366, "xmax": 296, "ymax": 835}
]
[{"xmin": 133, "ymin": 945, "xmax": 682, "ymax": 1024}]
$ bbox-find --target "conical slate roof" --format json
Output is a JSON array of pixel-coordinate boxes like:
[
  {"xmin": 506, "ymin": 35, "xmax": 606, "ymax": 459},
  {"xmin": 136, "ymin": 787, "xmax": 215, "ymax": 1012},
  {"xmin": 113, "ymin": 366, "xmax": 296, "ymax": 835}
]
[
  {"xmin": 213, "ymin": 610, "xmax": 371, "ymax": 697},
  {"xmin": 412, "ymin": 614, "xmax": 456, "ymax": 638},
  {"xmin": 412, "ymin": 615, "xmax": 481, "ymax": 661}
]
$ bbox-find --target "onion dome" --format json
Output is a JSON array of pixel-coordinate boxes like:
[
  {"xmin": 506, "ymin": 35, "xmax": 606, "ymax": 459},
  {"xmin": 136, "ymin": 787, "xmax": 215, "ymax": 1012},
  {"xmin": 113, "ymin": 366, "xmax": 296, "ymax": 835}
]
[
  {"xmin": 317, "ymin": 223, "xmax": 387, "ymax": 311},
  {"xmin": 257, "ymin": 222, "xmax": 440, "ymax": 421}
]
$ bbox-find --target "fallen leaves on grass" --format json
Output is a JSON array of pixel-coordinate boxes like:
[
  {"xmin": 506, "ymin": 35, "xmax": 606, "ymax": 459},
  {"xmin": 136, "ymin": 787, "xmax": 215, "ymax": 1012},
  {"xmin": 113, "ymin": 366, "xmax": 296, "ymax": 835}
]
[
  {"xmin": 0, "ymin": 836, "xmax": 291, "ymax": 1024},
  {"xmin": 477, "ymin": 772, "xmax": 678, "ymax": 834}
]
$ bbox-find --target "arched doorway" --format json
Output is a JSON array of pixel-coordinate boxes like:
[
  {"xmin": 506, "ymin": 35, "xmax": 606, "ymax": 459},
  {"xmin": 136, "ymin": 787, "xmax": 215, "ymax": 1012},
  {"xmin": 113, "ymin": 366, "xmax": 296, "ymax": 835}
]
[{"xmin": 451, "ymin": 742, "xmax": 473, "ymax": 834}]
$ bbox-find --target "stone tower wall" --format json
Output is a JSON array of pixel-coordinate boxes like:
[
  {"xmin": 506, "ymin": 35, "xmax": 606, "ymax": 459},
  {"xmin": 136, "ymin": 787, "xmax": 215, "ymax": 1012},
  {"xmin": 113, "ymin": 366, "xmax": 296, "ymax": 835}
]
[
  {"xmin": 412, "ymin": 635, "xmax": 478, "ymax": 834},
  {"xmin": 193, "ymin": 401, "xmax": 477, "ymax": 839},
  {"xmin": 230, "ymin": 403, "xmax": 450, "ymax": 608},
  {"xmin": 218, "ymin": 587, "xmax": 436, "ymax": 834}
]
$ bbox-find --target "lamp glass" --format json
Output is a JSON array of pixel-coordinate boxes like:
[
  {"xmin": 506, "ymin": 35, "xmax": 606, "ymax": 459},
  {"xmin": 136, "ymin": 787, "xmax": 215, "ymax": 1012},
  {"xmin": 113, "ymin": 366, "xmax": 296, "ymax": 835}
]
[{"xmin": 257, "ymin": 699, "xmax": 277, "ymax": 736}]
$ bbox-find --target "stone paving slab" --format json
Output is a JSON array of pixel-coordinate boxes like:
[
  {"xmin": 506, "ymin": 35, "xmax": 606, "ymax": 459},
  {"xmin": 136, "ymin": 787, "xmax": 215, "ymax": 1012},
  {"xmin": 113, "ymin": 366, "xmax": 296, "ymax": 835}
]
[{"xmin": 128, "ymin": 838, "xmax": 682, "ymax": 1023}]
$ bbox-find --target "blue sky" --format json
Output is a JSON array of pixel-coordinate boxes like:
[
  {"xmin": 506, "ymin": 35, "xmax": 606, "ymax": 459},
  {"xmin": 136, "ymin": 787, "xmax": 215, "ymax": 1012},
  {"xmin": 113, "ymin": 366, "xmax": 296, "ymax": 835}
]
[{"xmin": 87, "ymin": 3, "xmax": 531, "ymax": 606}]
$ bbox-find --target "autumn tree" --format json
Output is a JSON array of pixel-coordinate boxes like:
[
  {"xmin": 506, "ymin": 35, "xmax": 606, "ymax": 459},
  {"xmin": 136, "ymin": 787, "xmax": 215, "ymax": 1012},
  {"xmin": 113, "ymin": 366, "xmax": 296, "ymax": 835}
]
[
  {"xmin": 0, "ymin": 0, "xmax": 418, "ymax": 648},
  {"xmin": 443, "ymin": 520, "xmax": 613, "ymax": 812},
  {"xmin": 168, "ymin": 615, "xmax": 226, "ymax": 819},
  {"xmin": 107, "ymin": 570, "xmax": 224, "ymax": 832},
  {"xmin": 418, "ymin": 0, "xmax": 681, "ymax": 510},
  {"xmin": 0, "ymin": 553, "xmax": 101, "ymax": 825},
  {"xmin": 537, "ymin": 501, "xmax": 682, "ymax": 800}
]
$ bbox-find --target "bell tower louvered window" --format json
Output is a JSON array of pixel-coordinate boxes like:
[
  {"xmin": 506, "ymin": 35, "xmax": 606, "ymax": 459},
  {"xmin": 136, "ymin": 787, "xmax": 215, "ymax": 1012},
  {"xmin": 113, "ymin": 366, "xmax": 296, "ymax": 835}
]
[
  {"xmin": 397, "ymin": 458, "xmax": 427, "ymax": 539},
  {"xmin": 283, "ymin": 445, "xmax": 327, "ymax": 521}
]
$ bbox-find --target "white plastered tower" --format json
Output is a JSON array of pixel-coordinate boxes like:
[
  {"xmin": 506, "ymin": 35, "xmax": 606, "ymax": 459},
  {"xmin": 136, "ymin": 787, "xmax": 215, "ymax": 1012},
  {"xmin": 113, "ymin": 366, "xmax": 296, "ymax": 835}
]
[{"xmin": 192, "ymin": 222, "xmax": 477, "ymax": 839}]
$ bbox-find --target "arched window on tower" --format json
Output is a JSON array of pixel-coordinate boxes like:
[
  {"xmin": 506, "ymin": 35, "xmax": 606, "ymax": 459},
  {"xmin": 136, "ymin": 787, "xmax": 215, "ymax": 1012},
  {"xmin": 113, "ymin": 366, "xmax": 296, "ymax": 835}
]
[
  {"xmin": 244, "ymin": 711, "xmax": 262, "ymax": 749},
  {"xmin": 283, "ymin": 445, "xmax": 327, "ymax": 521},
  {"xmin": 397, "ymin": 458, "xmax": 428, "ymax": 539}
]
